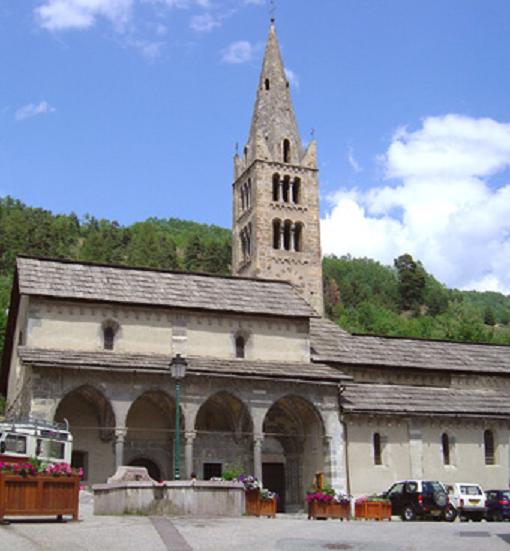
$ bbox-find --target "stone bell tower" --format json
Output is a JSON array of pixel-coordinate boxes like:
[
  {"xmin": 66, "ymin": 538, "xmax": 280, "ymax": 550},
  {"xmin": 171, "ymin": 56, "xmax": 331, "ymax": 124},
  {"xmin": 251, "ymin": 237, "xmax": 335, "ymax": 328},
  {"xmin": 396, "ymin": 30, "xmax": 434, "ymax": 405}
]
[{"xmin": 232, "ymin": 21, "xmax": 324, "ymax": 314}]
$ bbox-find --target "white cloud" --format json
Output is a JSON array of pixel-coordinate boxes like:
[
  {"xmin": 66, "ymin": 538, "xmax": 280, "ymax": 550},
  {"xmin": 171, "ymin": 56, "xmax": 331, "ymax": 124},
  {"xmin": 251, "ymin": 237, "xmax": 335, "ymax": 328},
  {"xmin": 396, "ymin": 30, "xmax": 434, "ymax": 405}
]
[
  {"xmin": 35, "ymin": 0, "xmax": 133, "ymax": 32},
  {"xmin": 190, "ymin": 12, "xmax": 220, "ymax": 32},
  {"xmin": 321, "ymin": 114, "xmax": 510, "ymax": 294},
  {"xmin": 221, "ymin": 40, "xmax": 254, "ymax": 64},
  {"xmin": 284, "ymin": 67, "xmax": 299, "ymax": 89},
  {"xmin": 347, "ymin": 145, "xmax": 361, "ymax": 173},
  {"xmin": 15, "ymin": 101, "xmax": 56, "ymax": 121}
]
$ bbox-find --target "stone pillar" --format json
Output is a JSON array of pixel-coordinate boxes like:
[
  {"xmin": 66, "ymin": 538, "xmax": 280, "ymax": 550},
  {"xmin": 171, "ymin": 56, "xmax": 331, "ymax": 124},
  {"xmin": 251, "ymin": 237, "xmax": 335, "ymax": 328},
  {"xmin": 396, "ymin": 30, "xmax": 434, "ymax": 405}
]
[
  {"xmin": 323, "ymin": 410, "xmax": 348, "ymax": 494},
  {"xmin": 409, "ymin": 420, "xmax": 424, "ymax": 479},
  {"xmin": 185, "ymin": 431, "xmax": 196, "ymax": 479},
  {"xmin": 290, "ymin": 181, "xmax": 295, "ymax": 203},
  {"xmin": 114, "ymin": 427, "xmax": 127, "ymax": 470},
  {"xmin": 279, "ymin": 226, "xmax": 285, "ymax": 250},
  {"xmin": 290, "ymin": 224, "xmax": 296, "ymax": 251},
  {"xmin": 253, "ymin": 434, "xmax": 264, "ymax": 482}
]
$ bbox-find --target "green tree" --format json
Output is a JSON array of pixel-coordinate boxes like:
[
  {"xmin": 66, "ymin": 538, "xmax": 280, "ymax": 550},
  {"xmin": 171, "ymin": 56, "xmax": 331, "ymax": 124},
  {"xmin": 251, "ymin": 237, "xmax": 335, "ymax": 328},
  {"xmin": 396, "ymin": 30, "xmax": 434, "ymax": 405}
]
[
  {"xmin": 126, "ymin": 222, "xmax": 178, "ymax": 270},
  {"xmin": 483, "ymin": 306, "xmax": 496, "ymax": 326},
  {"xmin": 184, "ymin": 234, "xmax": 206, "ymax": 272},
  {"xmin": 394, "ymin": 253, "xmax": 426, "ymax": 311}
]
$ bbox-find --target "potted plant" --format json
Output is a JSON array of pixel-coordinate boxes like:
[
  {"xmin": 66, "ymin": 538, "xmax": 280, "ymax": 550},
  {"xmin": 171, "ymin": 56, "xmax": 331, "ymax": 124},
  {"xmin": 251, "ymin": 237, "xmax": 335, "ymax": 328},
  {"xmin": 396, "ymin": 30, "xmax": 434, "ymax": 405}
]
[
  {"xmin": 0, "ymin": 459, "xmax": 83, "ymax": 522},
  {"xmin": 307, "ymin": 485, "xmax": 351, "ymax": 520},
  {"xmin": 354, "ymin": 495, "xmax": 392, "ymax": 521}
]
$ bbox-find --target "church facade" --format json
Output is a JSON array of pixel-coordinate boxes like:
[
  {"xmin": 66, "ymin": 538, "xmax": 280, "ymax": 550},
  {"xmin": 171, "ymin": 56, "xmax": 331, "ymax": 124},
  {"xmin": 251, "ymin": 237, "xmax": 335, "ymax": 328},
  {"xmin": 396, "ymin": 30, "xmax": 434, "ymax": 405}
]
[{"xmin": 2, "ymin": 23, "xmax": 510, "ymax": 507}]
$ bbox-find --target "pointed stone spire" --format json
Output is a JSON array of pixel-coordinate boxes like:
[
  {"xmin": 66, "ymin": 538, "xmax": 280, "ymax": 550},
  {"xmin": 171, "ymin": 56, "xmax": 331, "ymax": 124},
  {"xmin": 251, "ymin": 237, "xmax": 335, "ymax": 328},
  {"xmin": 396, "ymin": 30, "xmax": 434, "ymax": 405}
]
[{"xmin": 244, "ymin": 22, "xmax": 302, "ymax": 166}]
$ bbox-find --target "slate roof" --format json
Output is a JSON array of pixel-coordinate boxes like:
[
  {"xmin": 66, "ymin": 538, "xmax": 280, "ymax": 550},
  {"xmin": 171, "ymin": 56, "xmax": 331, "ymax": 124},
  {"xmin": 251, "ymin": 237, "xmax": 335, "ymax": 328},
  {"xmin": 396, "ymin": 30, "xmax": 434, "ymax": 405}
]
[
  {"xmin": 310, "ymin": 317, "xmax": 510, "ymax": 375},
  {"xmin": 16, "ymin": 256, "xmax": 316, "ymax": 318},
  {"xmin": 342, "ymin": 383, "xmax": 510, "ymax": 417},
  {"xmin": 18, "ymin": 347, "xmax": 349, "ymax": 383}
]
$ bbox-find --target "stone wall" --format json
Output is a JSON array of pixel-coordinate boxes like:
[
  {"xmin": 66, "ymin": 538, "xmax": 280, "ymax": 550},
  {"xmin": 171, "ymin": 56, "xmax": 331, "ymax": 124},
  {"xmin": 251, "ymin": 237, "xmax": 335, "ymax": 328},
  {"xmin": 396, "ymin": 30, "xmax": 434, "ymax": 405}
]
[
  {"xmin": 345, "ymin": 414, "xmax": 509, "ymax": 496},
  {"xmin": 25, "ymin": 298, "xmax": 309, "ymax": 363}
]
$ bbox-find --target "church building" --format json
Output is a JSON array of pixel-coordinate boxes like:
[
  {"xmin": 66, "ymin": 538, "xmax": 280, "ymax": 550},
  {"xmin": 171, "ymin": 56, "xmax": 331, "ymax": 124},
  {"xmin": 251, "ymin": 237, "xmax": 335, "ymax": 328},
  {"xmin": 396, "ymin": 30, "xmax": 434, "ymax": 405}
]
[{"xmin": 2, "ymin": 22, "xmax": 510, "ymax": 509}]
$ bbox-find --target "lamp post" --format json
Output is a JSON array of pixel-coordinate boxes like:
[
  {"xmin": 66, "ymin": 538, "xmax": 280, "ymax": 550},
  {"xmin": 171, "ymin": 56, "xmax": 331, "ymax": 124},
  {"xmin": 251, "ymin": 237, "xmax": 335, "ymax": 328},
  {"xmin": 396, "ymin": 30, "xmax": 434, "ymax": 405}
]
[{"xmin": 170, "ymin": 353, "xmax": 187, "ymax": 480}]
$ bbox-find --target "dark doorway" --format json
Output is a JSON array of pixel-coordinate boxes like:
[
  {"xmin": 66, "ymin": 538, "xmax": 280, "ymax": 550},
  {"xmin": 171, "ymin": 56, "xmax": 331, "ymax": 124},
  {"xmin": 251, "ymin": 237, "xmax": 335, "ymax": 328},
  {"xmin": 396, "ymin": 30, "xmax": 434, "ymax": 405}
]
[
  {"xmin": 263, "ymin": 462, "xmax": 285, "ymax": 512},
  {"xmin": 128, "ymin": 457, "xmax": 161, "ymax": 481},
  {"xmin": 203, "ymin": 462, "xmax": 222, "ymax": 480}
]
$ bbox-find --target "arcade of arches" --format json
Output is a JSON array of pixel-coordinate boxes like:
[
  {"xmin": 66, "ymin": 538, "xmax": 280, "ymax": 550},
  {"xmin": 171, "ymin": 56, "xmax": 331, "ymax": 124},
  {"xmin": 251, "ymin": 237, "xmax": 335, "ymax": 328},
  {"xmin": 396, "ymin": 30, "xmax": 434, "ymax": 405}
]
[{"xmin": 54, "ymin": 384, "xmax": 328, "ymax": 512}]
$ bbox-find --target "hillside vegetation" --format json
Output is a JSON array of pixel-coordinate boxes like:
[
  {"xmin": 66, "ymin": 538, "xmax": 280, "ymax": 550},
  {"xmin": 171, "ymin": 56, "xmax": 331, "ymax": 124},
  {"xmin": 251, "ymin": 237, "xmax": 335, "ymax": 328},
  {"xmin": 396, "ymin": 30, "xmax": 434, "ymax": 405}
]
[{"xmin": 1, "ymin": 195, "xmax": 510, "ymax": 376}]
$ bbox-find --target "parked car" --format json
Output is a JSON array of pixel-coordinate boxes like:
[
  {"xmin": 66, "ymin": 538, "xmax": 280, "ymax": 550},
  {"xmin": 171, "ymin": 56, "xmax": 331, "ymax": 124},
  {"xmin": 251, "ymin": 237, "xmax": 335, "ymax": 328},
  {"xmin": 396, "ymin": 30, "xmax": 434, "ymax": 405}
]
[
  {"xmin": 485, "ymin": 490, "xmax": 510, "ymax": 521},
  {"xmin": 383, "ymin": 480, "xmax": 456, "ymax": 521},
  {"xmin": 445, "ymin": 483, "xmax": 486, "ymax": 521}
]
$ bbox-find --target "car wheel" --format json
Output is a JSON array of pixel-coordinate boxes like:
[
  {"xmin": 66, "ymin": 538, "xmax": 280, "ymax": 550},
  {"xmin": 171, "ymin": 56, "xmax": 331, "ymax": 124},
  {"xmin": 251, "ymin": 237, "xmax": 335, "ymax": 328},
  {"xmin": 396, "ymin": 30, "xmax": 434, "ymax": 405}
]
[
  {"xmin": 444, "ymin": 506, "xmax": 457, "ymax": 523},
  {"xmin": 401, "ymin": 505, "xmax": 416, "ymax": 522}
]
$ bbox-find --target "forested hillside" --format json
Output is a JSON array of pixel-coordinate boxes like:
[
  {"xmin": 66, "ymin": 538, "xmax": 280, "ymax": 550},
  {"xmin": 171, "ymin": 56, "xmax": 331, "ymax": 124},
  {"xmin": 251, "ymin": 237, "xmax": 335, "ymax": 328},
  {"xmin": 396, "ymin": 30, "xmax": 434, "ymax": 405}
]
[
  {"xmin": 1, "ymin": 195, "xmax": 510, "ymax": 380},
  {"xmin": 324, "ymin": 254, "xmax": 510, "ymax": 344}
]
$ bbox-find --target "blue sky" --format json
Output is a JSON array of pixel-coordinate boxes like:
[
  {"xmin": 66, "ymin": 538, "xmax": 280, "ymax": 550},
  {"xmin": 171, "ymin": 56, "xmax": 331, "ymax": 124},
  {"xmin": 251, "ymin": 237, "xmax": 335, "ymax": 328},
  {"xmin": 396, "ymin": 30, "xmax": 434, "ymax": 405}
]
[{"xmin": 1, "ymin": 0, "xmax": 510, "ymax": 293}]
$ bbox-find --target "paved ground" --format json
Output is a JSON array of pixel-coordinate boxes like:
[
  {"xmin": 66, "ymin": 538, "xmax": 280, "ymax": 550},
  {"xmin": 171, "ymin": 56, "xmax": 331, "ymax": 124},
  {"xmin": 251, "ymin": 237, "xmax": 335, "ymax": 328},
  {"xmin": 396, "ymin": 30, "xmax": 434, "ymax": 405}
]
[{"xmin": 2, "ymin": 492, "xmax": 510, "ymax": 550}]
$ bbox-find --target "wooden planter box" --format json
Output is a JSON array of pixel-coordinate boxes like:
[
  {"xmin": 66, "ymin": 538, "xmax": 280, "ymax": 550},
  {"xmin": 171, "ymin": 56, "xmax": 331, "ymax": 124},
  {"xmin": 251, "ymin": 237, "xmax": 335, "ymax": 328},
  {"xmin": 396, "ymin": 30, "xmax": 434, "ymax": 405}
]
[
  {"xmin": 258, "ymin": 498, "xmax": 277, "ymax": 518},
  {"xmin": 308, "ymin": 501, "xmax": 350, "ymax": 520},
  {"xmin": 244, "ymin": 489, "xmax": 276, "ymax": 518},
  {"xmin": 0, "ymin": 473, "xmax": 80, "ymax": 522},
  {"xmin": 354, "ymin": 500, "xmax": 391, "ymax": 521}
]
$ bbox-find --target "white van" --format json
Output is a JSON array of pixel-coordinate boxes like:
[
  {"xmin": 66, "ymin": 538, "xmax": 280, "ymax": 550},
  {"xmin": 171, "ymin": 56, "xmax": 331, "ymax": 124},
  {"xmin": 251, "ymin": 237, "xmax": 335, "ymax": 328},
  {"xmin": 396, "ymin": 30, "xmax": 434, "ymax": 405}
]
[
  {"xmin": 0, "ymin": 419, "xmax": 73, "ymax": 465},
  {"xmin": 446, "ymin": 483, "xmax": 486, "ymax": 521}
]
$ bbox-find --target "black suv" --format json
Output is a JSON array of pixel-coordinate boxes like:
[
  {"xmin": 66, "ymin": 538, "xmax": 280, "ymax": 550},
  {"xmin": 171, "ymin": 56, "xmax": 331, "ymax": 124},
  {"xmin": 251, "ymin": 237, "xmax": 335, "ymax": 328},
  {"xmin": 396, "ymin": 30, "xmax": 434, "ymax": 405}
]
[{"xmin": 383, "ymin": 480, "xmax": 456, "ymax": 521}]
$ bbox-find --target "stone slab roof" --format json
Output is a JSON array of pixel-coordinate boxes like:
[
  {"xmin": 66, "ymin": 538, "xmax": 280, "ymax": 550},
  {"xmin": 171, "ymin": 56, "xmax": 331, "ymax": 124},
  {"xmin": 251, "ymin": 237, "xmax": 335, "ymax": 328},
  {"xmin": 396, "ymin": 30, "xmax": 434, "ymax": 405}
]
[
  {"xmin": 310, "ymin": 317, "xmax": 510, "ymax": 375},
  {"xmin": 18, "ymin": 347, "xmax": 349, "ymax": 383},
  {"xmin": 16, "ymin": 257, "xmax": 316, "ymax": 318},
  {"xmin": 342, "ymin": 383, "xmax": 510, "ymax": 417}
]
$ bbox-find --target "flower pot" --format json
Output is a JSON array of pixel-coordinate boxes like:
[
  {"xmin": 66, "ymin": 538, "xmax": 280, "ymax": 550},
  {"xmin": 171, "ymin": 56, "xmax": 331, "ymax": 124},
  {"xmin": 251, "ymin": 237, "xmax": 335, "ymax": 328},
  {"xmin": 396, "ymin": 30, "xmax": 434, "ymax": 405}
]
[
  {"xmin": 258, "ymin": 497, "xmax": 277, "ymax": 518},
  {"xmin": 0, "ymin": 473, "xmax": 80, "ymax": 522},
  {"xmin": 354, "ymin": 500, "xmax": 391, "ymax": 521},
  {"xmin": 308, "ymin": 501, "xmax": 350, "ymax": 520}
]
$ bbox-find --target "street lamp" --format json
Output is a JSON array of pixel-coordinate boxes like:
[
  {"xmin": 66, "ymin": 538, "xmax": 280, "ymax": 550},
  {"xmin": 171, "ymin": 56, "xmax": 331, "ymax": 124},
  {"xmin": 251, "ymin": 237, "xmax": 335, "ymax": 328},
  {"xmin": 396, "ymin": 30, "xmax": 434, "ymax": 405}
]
[{"xmin": 170, "ymin": 353, "xmax": 187, "ymax": 480}]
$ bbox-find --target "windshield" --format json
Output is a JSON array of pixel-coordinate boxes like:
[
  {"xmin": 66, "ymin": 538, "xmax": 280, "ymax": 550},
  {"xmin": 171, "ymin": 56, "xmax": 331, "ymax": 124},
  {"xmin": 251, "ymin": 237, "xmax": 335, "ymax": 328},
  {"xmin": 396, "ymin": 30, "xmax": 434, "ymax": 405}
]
[{"xmin": 460, "ymin": 485, "xmax": 482, "ymax": 496}]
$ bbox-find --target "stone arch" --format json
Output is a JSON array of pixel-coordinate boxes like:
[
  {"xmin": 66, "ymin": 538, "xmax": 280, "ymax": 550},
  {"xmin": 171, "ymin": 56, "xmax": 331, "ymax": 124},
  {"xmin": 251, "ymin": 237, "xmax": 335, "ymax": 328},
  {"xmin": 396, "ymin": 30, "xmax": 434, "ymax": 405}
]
[
  {"xmin": 125, "ymin": 390, "xmax": 183, "ymax": 481},
  {"xmin": 54, "ymin": 385, "xmax": 116, "ymax": 484},
  {"xmin": 194, "ymin": 391, "xmax": 253, "ymax": 479},
  {"xmin": 262, "ymin": 395, "xmax": 325, "ymax": 512}
]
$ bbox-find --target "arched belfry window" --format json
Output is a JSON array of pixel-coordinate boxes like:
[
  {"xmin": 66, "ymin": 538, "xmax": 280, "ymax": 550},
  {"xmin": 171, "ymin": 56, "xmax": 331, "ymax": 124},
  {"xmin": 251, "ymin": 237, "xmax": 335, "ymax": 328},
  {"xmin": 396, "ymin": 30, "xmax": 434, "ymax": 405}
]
[
  {"xmin": 282, "ymin": 175, "xmax": 290, "ymax": 203},
  {"xmin": 272, "ymin": 219, "xmax": 281, "ymax": 249},
  {"xmin": 441, "ymin": 433, "xmax": 450, "ymax": 465},
  {"xmin": 264, "ymin": 78, "xmax": 270, "ymax": 91},
  {"xmin": 283, "ymin": 139, "xmax": 290, "ymax": 163},
  {"xmin": 294, "ymin": 222, "xmax": 303, "ymax": 252},
  {"xmin": 102, "ymin": 320, "xmax": 119, "ymax": 351},
  {"xmin": 373, "ymin": 433, "xmax": 382, "ymax": 465},
  {"xmin": 272, "ymin": 173, "xmax": 280, "ymax": 202},
  {"xmin": 235, "ymin": 334, "xmax": 246, "ymax": 359},
  {"xmin": 292, "ymin": 177, "xmax": 300, "ymax": 204},
  {"xmin": 484, "ymin": 429, "xmax": 495, "ymax": 465}
]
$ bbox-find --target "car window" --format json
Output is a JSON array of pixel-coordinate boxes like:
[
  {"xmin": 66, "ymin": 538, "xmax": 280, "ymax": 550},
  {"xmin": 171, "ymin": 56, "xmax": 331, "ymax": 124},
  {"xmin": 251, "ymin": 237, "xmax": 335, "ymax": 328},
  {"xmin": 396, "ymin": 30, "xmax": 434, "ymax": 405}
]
[
  {"xmin": 460, "ymin": 485, "xmax": 482, "ymax": 496},
  {"xmin": 502, "ymin": 491, "xmax": 510, "ymax": 500},
  {"xmin": 422, "ymin": 481, "xmax": 443, "ymax": 493},
  {"xmin": 405, "ymin": 482, "xmax": 418, "ymax": 493},
  {"xmin": 388, "ymin": 483, "xmax": 404, "ymax": 496},
  {"xmin": 5, "ymin": 434, "xmax": 27, "ymax": 454}
]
